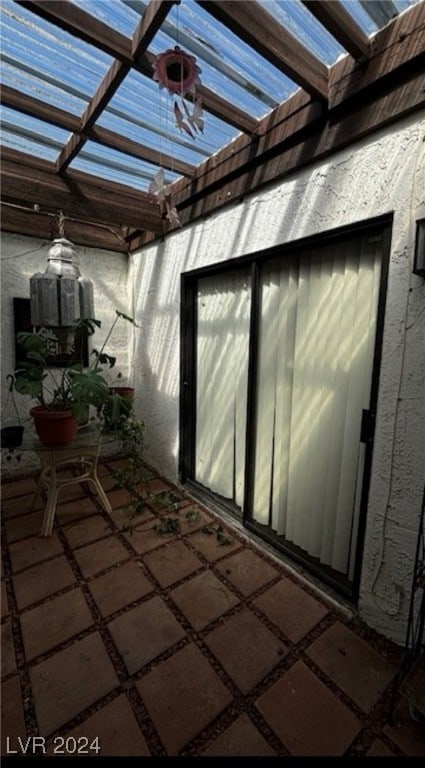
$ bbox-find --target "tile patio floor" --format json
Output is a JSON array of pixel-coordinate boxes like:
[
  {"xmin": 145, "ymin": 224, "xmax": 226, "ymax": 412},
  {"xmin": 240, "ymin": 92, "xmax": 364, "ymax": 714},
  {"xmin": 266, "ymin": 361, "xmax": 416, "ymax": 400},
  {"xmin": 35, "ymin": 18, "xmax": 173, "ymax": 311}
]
[{"xmin": 1, "ymin": 459, "xmax": 424, "ymax": 758}]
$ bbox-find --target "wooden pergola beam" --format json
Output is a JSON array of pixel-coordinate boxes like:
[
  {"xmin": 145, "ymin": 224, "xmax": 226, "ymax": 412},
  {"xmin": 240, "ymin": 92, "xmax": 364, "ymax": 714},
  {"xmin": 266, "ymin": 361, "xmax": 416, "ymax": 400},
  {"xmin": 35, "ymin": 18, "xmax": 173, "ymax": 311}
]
[
  {"xmin": 197, "ymin": 0, "xmax": 329, "ymax": 102},
  {"xmin": 166, "ymin": 2, "xmax": 425, "ymax": 213},
  {"xmin": 18, "ymin": 0, "xmax": 258, "ymax": 135},
  {"xmin": 0, "ymin": 86, "xmax": 195, "ymax": 177},
  {"xmin": 1, "ymin": 152, "xmax": 164, "ymax": 233},
  {"xmin": 302, "ymin": 0, "xmax": 370, "ymax": 60},
  {"xmin": 56, "ymin": 1, "xmax": 178, "ymax": 173},
  {"xmin": 1, "ymin": 203, "xmax": 129, "ymax": 253}
]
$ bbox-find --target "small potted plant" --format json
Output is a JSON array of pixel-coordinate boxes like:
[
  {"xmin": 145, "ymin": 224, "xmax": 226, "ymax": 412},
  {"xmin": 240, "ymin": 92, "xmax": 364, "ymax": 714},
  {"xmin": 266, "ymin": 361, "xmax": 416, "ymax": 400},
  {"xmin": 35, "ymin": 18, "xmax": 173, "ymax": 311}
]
[{"xmin": 12, "ymin": 311, "xmax": 137, "ymax": 447}]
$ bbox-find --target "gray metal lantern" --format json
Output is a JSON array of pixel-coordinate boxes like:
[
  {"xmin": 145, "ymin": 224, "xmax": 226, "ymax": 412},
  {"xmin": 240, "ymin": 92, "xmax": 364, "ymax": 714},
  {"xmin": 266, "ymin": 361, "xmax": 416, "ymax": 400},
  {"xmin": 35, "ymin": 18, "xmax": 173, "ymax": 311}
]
[{"xmin": 30, "ymin": 238, "xmax": 94, "ymax": 327}]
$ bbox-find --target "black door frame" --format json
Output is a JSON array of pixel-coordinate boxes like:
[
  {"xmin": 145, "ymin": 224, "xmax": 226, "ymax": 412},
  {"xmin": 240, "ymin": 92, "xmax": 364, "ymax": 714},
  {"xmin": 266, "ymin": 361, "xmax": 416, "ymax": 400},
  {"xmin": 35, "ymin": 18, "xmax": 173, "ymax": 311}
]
[{"xmin": 180, "ymin": 214, "xmax": 393, "ymax": 601}]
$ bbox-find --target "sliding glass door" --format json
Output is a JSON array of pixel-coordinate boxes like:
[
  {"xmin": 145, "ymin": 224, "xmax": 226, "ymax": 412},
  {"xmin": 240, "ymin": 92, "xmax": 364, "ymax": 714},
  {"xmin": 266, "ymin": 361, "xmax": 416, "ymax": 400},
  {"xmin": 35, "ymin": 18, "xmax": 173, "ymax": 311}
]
[
  {"xmin": 195, "ymin": 269, "xmax": 251, "ymax": 509},
  {"xmin": 251, "ymin": 235, "xmax": 382, "ymax": 581},
  {"xmin": 181, "ymin": 221, "xmax": 389, "ymax": 595}
]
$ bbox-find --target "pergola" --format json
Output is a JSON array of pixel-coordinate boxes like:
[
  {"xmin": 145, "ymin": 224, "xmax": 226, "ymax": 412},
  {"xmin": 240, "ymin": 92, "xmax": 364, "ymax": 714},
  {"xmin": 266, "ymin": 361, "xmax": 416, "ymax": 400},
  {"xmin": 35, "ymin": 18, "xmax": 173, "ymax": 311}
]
[{"xmin": 1, "ymin": 0, "xmax": 424, "ymax": 253}]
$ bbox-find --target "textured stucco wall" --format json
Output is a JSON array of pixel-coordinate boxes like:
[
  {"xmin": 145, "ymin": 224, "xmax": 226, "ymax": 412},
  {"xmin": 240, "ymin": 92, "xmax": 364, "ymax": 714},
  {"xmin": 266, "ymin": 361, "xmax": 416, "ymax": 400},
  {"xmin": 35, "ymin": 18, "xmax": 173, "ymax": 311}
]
[
  {"xmin": 130, "ymin": 112, "xmax": 425, "ymax": 643},
  {"xmin": 1, "ymin": 233, "xmax": 131, "ymax": 477}
]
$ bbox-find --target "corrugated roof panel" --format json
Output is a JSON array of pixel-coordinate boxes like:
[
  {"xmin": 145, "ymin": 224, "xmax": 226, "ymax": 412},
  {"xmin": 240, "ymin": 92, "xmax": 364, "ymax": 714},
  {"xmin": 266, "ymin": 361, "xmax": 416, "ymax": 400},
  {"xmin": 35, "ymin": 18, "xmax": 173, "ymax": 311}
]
[
  {"xmin": 261, "ymin": 0, "xmax": 345, "ymax": 64},
  {"xmin": 98, "ymin": 69, "xmax": 239, "ymax": 165},
  {"xmin": 0, "ymin": 0, "xmax": 112, "ymax": 116},
  {"xmin": 70, "ymin": 140, "xmax": 181, "ymax": 190},
  {"xmin": 70, "ymin": 0, "xmax": 141, "ymax": 37},
  {"xmin": 0, "ymin": 106, "xmax": 71, "ymax": 161},
  {"xmin": 125, "ymin": 0, "xmax": 297, "ymax": 118}
]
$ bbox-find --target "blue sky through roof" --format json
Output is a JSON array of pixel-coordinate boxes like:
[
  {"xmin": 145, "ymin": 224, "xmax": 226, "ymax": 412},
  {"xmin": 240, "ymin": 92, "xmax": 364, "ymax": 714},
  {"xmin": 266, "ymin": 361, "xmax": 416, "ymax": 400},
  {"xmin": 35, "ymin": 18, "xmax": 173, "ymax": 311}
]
[{"xmin": 0, "ymin": 0, "xmax": 421, "ymax": 193}]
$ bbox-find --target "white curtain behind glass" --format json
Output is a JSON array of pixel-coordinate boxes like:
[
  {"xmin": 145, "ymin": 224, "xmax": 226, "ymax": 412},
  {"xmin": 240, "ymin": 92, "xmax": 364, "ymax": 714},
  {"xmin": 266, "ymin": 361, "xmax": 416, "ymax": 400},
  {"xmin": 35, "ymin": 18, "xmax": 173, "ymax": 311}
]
[
  {"xmin": 196, "ymin": 270, "xmax": 251, "ymax": 507},
  {"xmin": 253, "ymin": 235, "xmax": 381, "ymax": 576}
]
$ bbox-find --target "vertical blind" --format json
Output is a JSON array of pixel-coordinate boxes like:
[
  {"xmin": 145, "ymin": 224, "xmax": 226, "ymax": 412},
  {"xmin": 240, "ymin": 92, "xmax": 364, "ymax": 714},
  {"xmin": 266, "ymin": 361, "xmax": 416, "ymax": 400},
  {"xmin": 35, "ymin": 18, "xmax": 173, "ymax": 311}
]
[
  {"xmin": 253, "ymin": 235, "xmax": 382, "ymax": 576},
  {"xmin": 195, "ymin": 270, "xmax": 251, "ymax": 507}
]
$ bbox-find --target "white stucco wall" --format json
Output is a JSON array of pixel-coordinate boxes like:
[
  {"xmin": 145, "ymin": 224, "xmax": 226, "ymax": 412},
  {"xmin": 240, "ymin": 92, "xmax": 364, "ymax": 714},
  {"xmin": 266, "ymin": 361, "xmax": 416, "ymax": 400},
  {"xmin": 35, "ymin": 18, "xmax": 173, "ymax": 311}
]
[
  {"xmin": 1, "ymin": 233, "xmax": 132, "ymax": 477},
  {"xmin": 130, "ymin": 112, "xmax": 425, "ymax": 644}
]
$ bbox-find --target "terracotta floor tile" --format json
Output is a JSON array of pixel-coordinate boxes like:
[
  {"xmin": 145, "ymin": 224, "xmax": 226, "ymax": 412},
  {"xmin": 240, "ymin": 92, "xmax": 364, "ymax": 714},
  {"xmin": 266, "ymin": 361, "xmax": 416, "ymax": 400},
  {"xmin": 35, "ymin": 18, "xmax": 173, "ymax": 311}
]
[
  {"xmin": 256, "ymin": 660, "xmax": 361, "ymax": 756},
  {"xmin": 187, "ymin": 528, "xmax": 242, "ymax": 562},
  {"xmin": 2, "ymin": 494, "xmax": 43, "ymax": 519},
  {"xmin": 96, "ymin": 463, "xmax": 112, "ymax": 478},
  {"xmin": 216, "ymin": 548, "xmax": 279, "ymax": 597},
  {"xmin": 5, "ymin": 511, "xmax": 44, "ymax": 543},
  {"xmin": 107, "ymin": 595, "xmax": 185, "ymax": 674},
  {"xmin": 1, "ymin": 621, "xmax": 17, "ymax": 677},
  {"xmin": 88, "ymin": 560, "xmax": 153, "ymax": 617},
  {"xmin": 1, "ymin": 676, "xmax": 26, "ymax": 756},
  {"xmin": 367, "ymin": 738, "xmax": 397, "ymax": 756},
  {"xmin": 124, "ymin": 519, "xmax": 165, "ymax": 554},
  {"xmin": 144, "ymin": 540, "xmax": 203, "ymax": 588},
  {"xmin": 30, "ymin": 632, "xmax": 119, "ymax": 736},
  {"xmin": 137, "ymin": 642, "xmax": 233, "ymax": 755},
  {"xmin": 73, "ymin": 536, "xmax": 130, "ymax": 578},
  {"xmin": 1, "ymin": 581, "xmax": 9, "ymax": 619},
  {"xmin": 56, "ymin": 497, "xmax": 99, "ymax": 525},
  {"xmin": 13, "ymin": 555, "xmax": 76, "ymax": 611},
  {"xmin": 173, "ymin": 505, "xmax": 213, "ymax": 535},
  {"xmin": 253, "ymin": 578, "xmax": 329, "ymax": 643},
  {"xmin": 106, "ymin": 488, "xmax": 131, "ymax": 509},
  {"xmin": 9, "ymin": 533, "xmax": 64, "ymax": 573},
  {"xmin": 204, "ymin": 608, "xmax": 287, "ymax": 694},
  {"xmin": 384, "ymin": 722, "xmax": 425, "ymax": 756},
  {"xmin": 98, "ymin": 474, "xmax": 118, "ymax": 492},
  {"xmin": 109, "ymin": 505, "xmax": 152, "ymax": 532},
  {"xmin": 49, "ymin": 694, "xmax": 150, "ymax": 757},
  {"xmin": 170, "ymin": 570, "xmax": 239, "ymax": 631},
  {"xmin": 63, "ymin": 515, "xmax": 111, "ymax": 549},
  {"xmin": 306, "ymin": 621, "xmax": 396, "ymax": 712},
  {"xmin": 2, "ymin": 478, "xmax": 37, "ymax": 500},
  {"xmin": 20, "ymin": 588, "xmax": 93, "ymax": 661},
  {"xmin": 56, "ymin": 481, "xmax": 88, "ymax": 503},
  {"xmin": 201, "ymin": 714, "xmax": 277, "ymax": 756},
  {"xmin": 147, "ymin": 478, "xmax": 172, "ymax": 494}
]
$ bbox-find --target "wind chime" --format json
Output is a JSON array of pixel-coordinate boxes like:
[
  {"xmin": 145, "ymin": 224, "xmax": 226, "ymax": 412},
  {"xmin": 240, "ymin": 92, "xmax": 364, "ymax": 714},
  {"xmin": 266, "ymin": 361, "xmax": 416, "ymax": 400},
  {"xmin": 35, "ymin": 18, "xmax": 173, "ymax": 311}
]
[{"xmin": 149, "ymin": 45, "xmax": 204, "ymax": 228}]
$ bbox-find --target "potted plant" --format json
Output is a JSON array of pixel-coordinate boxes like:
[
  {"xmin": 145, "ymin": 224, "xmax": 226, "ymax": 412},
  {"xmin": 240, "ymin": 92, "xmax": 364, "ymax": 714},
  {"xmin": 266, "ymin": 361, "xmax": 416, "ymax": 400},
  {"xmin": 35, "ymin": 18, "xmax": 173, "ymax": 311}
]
[{"xmin": 12, "ymin": 311, "xmax": 137, "ymax": 447}]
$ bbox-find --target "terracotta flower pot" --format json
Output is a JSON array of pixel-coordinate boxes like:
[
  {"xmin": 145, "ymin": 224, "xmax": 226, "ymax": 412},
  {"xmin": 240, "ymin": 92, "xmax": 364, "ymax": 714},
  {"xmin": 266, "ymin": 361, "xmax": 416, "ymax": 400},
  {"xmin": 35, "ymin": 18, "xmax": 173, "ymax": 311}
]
[
  {"xmin": 30, "ymin": 406, "xmax": 77, "ymax": 448},
  {"xmin": 108, "ymin": 386, "xmax": 135, "ymax": 403}
]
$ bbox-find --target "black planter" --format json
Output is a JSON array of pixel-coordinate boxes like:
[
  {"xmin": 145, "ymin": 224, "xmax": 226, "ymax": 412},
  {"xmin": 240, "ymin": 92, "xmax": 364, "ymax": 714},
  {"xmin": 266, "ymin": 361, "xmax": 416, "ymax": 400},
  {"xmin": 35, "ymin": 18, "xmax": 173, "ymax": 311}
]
[{"xmin": 1, "ymin": 425, "xmax": 24, "ymax": 449}]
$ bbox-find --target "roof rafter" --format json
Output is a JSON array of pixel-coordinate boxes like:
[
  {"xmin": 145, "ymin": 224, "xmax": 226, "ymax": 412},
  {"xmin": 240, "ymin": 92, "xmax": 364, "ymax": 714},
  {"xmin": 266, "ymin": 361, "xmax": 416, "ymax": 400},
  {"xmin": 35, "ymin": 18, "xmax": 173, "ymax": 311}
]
[
  {"xmin": 18, "ymin": 0, "xmax": 259, "ymax": 135},
  {"xmin": 302, "ymin": 0, "xmax": 370, "ymax": 60},
  {"xmin": 56, "ymin": 0, "xmax": 177, "ymax": 173},
  {"xmin": 1, "ymin": 202, "xmax": 129, "ymax": 253},
  {"xmin": 0, "ymin": 85, "xmax": 195, "ymax": 177},
  {"xmin": 1, "ymin": 149, "xmax": 164, "ymax": 233},
  {"xmin": 197, "ymin": 0, "xmax": 329, "ymax": 102}
]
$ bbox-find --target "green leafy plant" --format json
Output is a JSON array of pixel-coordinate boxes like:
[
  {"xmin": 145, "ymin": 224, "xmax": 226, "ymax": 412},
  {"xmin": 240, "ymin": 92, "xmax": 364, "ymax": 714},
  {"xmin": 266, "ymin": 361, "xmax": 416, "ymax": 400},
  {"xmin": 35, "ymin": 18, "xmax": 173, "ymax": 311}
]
[
  {"xmin": 149, "ymin": 489, "xmax": 182, "ymax": 511},
  {"xmin": 13, "ymin": 311, "xmax": 137, "ymax": 425},
  {"xmin": 108, "ymin": 414, "xmax": 147, "ymax": 531},
  {"xmin": 154, "ymin": 517, "xmax": 181, "ymax": 536}
]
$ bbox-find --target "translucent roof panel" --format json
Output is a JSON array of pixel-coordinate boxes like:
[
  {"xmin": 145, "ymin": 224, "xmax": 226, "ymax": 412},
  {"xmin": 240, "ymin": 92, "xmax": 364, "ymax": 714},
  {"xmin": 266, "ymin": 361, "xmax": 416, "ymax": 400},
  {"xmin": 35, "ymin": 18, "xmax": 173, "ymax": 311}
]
[
  {"xmin": 260, "ymin": 0, "xmax": 345, "ymax": 65},
  {"xmin": 1, "ymin": 0, "xmax": 422, "ymax": 197},
  {"xmin": 70, "ymin": 140, "xmax": 181, "ymax": 190},
  {"xmin": 124, "ymin": 0, "xmax": 297, "ymax": 117},
  {"xmin": 71, "ymin": 0, "xmax": 141, "ymax": 37},
  {"xmin": 0, "ymin": 0, "xmax": 113, "ymax": 116},
  {"xmin": 0, "ymin": 106, "xmax": 71, "ymax": 161},
  {"xmin": 342, "ymin": 0, "xmax": 420, "ymax": 35},
  {"xmin": 98, "ymin": 69, "xmax": 239, "ymax": 166}
]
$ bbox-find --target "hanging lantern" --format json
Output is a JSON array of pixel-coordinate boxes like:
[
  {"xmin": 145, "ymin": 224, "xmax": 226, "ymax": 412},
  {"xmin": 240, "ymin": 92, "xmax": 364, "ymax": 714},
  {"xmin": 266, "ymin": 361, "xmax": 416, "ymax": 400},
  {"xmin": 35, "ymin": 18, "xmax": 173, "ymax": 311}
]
[{"xmin": 30, "ymin": 237, "xmax": 94, "ymax": 327}]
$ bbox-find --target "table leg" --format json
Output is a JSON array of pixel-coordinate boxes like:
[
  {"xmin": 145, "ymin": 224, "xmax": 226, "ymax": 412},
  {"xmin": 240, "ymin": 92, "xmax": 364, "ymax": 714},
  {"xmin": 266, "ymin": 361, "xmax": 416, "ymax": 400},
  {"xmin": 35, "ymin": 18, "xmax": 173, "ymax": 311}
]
[{"xmin": 40, "ymin": 466, "xmax": 58, "ymax": 537}]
